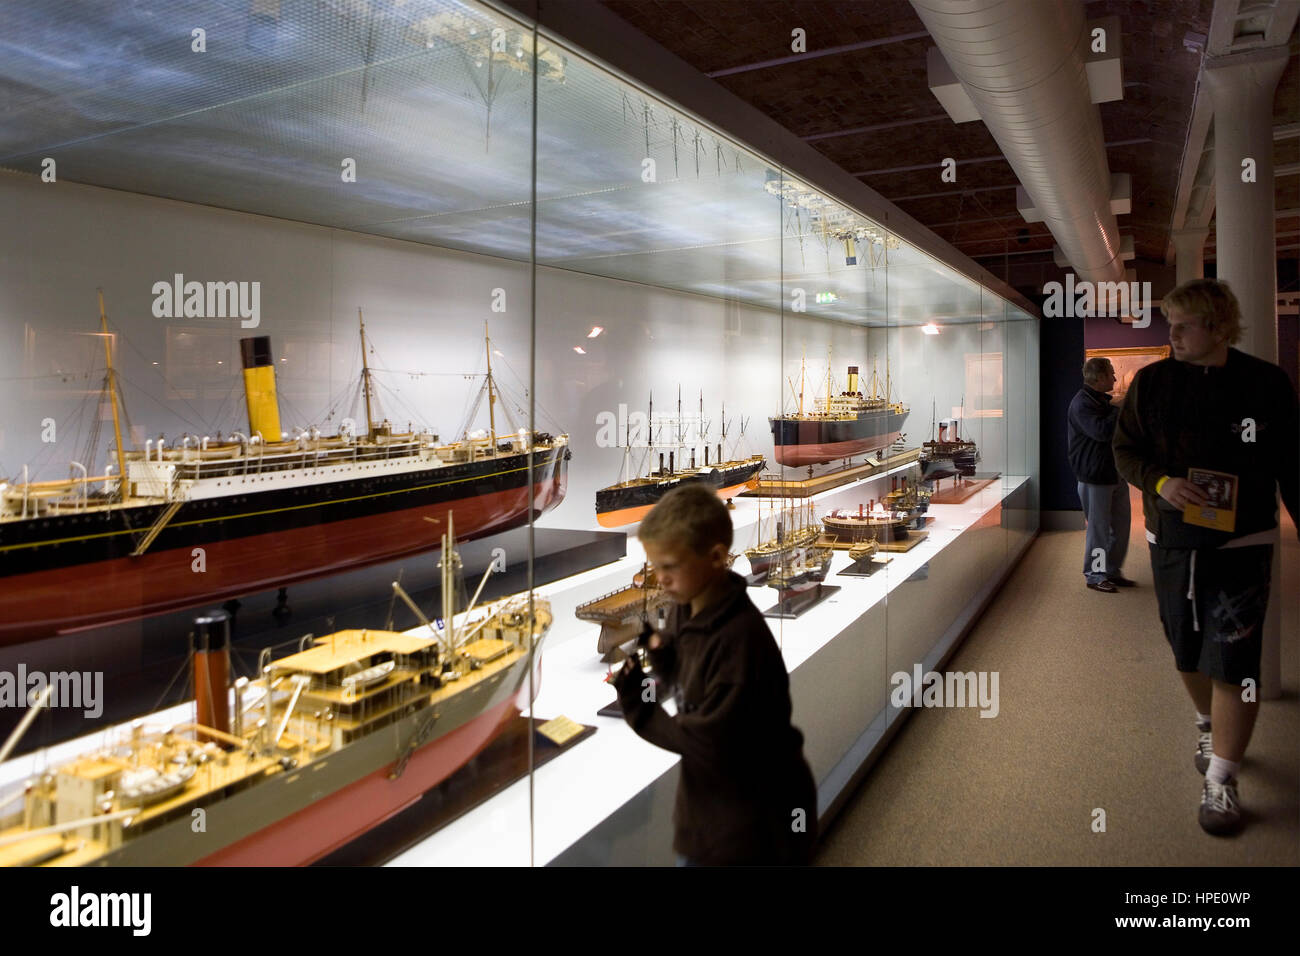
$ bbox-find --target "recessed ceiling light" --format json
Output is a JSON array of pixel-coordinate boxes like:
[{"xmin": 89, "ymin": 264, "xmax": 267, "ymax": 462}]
[
  {"xmin": 922, "ymin": 322, "xmax": 940, "ymax": 335},
  {"xmin": 587, "ymin": 326, "xmax": 603, "ymax": 338},
  {"xmin": 573, "ymin": 346, "xmax": 586, "ymax": 355}
]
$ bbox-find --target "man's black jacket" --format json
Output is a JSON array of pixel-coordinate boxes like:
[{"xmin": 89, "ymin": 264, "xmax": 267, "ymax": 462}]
[
  {"xmin": 1112, "ymin": 348, "xmax": 1300, "ymax": 547},
  {"xmin": 1067, "ymin": 384, "xmax": 1121, "ymax": 484}
]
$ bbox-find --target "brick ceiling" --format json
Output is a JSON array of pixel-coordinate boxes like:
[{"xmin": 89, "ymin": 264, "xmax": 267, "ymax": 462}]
[{"xmin": 597, "ymin": 0, "xmax": 1300, "ymax": 295}]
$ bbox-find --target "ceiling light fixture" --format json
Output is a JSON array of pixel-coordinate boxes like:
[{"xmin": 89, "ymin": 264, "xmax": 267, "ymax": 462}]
[
  {"xmin": 587, "ymin": 326, "xmax": 603, "ymax": 338},
  {"xmin": 922, "ymin": 322, "xmax": 940, "ymax": 335}
]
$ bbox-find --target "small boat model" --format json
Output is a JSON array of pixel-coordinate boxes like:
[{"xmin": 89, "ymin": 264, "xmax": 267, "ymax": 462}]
[
  {"xmin": 769, "ymin": 358, "xmax": 909, "ymax": 467},
  {"xmin": 596, "ymin": 390, "xmax": 763, "ymax": 527},
  {"xmin": 0, "ymin": 514, "xmax": 552, "ymax": 867},
  {"xmin": 848, "ymin": 538, "xmax": 879, "ymax": 563}
]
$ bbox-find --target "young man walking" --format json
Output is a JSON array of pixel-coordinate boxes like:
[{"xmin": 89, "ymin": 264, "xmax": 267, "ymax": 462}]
[{"xmin": 1112, "ymin": 278, "xmax": 1299, "ymax": 836}]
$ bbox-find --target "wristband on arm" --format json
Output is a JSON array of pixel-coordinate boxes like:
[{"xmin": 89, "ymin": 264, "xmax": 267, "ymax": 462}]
[{"xmin": 1155, "ymin": 475, "xmax": 1171, "ymax": 495}]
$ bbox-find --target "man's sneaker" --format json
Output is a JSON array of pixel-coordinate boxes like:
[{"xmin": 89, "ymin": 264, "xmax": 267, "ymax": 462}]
[
  {"xmin": 1199, "ymin": 776, "xmax": 1243, "ymax": 836},
  {"xmin": 1195, "ymin": 724, "xmax": 1212, "ymax": 774}
]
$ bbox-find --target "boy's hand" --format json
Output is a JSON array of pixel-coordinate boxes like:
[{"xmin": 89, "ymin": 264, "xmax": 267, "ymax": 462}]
[{"xmin": 1159, "ymin": 477, "xmax": 1209, "ymax": 508}]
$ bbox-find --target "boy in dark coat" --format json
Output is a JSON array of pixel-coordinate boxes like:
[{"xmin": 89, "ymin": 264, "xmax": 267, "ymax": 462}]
[{"xmin": 612, "ymin": 484, "xmax": 818, "ymax": 865}]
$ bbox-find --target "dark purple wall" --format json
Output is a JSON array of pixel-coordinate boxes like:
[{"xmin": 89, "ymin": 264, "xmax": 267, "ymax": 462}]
[{"xmin": 1084, "ymin": 315, "xmax": 1171, "ymax": 351}]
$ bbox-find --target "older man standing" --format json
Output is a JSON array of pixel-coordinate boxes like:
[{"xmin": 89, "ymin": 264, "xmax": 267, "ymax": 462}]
[{"xmin": 1067, "ymin": 356, "xmax": 1135, "ymax": 593}]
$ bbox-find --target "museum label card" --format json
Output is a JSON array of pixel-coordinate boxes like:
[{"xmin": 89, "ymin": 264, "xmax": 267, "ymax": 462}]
[{"xmin": 536, "ymin": 714, "xmax": 584, "ymax": 746}]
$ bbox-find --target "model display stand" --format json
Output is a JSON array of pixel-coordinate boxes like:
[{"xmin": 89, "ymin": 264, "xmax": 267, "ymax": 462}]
[
  {"xmin": 927, "ymin": 474, "xmax": 1002, "ymax": 505},
  {"xmin": 762, "ymin": 583, "xmax": 840, "ymax": 619},
  {"xmin": 743, "ymin": 447, "xmax": 921, "ymax": 498},
  {"xmin": 818, "ymin": 531, "xmax": 928, "ymax": 553},
  {"xmin": 838, "ymin": 555, "xmax": 891, "ymax": 577},
  {"xmin": 315, "ymin": 716, "xmax": 596, "ymax": 866}
]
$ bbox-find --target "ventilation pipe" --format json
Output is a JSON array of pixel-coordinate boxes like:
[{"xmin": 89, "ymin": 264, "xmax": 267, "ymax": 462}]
[{"xmin": 913, "ymin": 0, "xmax": 1126, "ymax": 283}]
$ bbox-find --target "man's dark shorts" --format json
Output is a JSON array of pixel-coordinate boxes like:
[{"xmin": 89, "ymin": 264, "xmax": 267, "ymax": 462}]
[{"xmin": 1148, "ymin": 543, "xmax": 1273, "ymax": 684}]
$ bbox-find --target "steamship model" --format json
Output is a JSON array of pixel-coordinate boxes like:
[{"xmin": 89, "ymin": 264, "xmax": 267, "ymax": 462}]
[
  {"xmin": 919, "ymin": 408, "xmax": 980, "ymax": 481},
  {"xmin": 769, "ymin": 360, "xmax": 909, "ymax": 467},
  {"xmin": 0, "ymin": 298, "xmax": 570, "ymax": 645},
  {"xmin": 765, "ymin": 541, "xmax": 834, "ymax": 594},
  {"xmin": 596, "ymin": 390, "xmax": 764, "ymax": 528},
  {"xmin": 0, "ymin": 516, "xmax": 552, "ymax": 867},
  {"xmin": 822, "ymin": 502, "xmax": 913, "ymax": 544}
]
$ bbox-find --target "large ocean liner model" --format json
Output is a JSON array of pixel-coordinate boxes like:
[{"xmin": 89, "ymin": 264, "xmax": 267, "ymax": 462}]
[
  {"xmin": 0, "ymin": 515, "xmax": 552, "ymax": 867},
  {"xmin": 0, "ymin": 297, "xmax": 570, "ymax": 645},
  {"xmin": 769, "ymin": 360, "xmax": 909, "ymax": 467},
  {"xmin": 596, "ymin": 389, "xmax": 764, "ymax": 527}
]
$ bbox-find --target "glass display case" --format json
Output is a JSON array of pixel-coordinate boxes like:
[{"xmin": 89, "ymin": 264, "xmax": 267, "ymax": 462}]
[{"xmin": 0, "ymin": 0, "xmax": 1038, "ymax": 866}]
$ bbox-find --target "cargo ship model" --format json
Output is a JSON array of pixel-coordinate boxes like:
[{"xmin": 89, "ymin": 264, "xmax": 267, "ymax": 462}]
[
  {"xmin": 596, "ymin": 389, "xmax": 763, "ymax": 527},
  {"xmin": 769, "ymin": 359, "xmax": 909, "ymax": 468},
  {"xmin": 919, "ymin": 405, "xmax": 979, "ymax": 481},
  {"xmin": 0, "ymin": 515, "xmax": 551, "ymax": 867},
  {"xmin": 0, "ymin": 297, "xmax": 569, "ymax": 645},
  {"xmin": 822, "ymin": 502, "xmax": 913, "ymax": 544},
  {"xmin": 883, "ymin": 475, "xmax": 931, "ymax": 527}
]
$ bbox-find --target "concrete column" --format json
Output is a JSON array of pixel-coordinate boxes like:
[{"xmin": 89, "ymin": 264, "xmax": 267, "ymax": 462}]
[
  {"xmin": 1202, "ymin": 47, "xmax": 1287, "ymax": 363},
  {"xmin": 1202, "ymin": 47, "xmax": 1288, "ymax": 702},
  {"xmin": 1171, "ymin": 227, "xmax": 1208, "ymax": 285}
]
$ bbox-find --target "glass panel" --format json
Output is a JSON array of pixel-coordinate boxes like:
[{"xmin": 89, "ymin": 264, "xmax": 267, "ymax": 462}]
[{"xmin": 0, "ymin": 0, "xmax": 539, "ymax": 867}]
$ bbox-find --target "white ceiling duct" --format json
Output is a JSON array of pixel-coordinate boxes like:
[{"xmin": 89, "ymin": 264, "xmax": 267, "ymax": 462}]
[{"xmin": 911, "ymin": 0, "xmax": 1126, "ymax": 283}]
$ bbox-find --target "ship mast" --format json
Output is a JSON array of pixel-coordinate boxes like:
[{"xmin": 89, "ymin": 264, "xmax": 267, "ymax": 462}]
[
  {"xmin": 799, "ymin": 354, "xmax": 806, "ymax": 418},
  {"xmin": 358, "ymin": 309, "xmax": 375, "ymax": 437},
  {"xmin": 98, "ymin": 290, "xmax": 128, "ymax": 500},
  {"xmin": 484, "ymin": 322, "xmax": 498, "ymax": 452},
  {"xmin": 826, "ymin": 345, "xmax": 832, "ymax": 408},
  {"xmin": 440, "ymin": 511, "xmax": 457, "ymax": 658}
]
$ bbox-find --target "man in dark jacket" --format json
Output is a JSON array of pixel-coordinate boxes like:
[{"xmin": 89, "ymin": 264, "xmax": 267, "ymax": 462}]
[
  {"xmin": 1067, "ymin": 356, "xmax": 1135, "ymax": 592},
  {"xmin": 1112, "ymin": 278, "xmax": 1300, "ymax": 837}
]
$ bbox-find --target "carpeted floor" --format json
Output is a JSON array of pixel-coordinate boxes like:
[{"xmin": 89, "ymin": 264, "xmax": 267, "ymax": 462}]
[{"xmin": 816, "ymin": 489, "xmax": 1299, "ymax": 866}]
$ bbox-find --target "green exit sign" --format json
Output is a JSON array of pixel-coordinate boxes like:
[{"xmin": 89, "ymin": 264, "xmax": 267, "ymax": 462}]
[{"xmin": 815, "ymin": 292, "xmax": 837, "ymax": 304}]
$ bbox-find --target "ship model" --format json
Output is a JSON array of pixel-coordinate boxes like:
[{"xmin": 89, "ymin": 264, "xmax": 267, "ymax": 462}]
[
  {"xmin": 882, "ymin": 475, "xmax": 931, "ymax": 528},
  {"xmin": 595, "ymin": 389, "xmax": 764, "ymax": 528},
  {"xmin": 765, "ymin": 540, "xmax": 834, "ymax": 594},
  {"xmin": 745, "ymin": 497, "xmax": 822, "ymax": 584},
  {"xmin": 919, "ymin": 401, "xmax": 979, "ymax": 481},
  {"xmin": 769, "ymin": 358, "xmax": 909, "ymax": 468},
  {"xmin": 822, "ymin": 501, "xmax": 913, "ymax": 544},
  {"xmin": 0, "ymin": 515, "xmax": 551, "ymax": 867},
  {"xmin": 577, "ymin": 562, "xmax": 674, "ymax": 663},
  {"xmin": 0, "ymin": 296, "xmax": 569, "ymax": 645}
]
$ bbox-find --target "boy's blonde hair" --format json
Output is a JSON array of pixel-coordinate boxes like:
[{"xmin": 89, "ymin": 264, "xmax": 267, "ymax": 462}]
[
  {"xmin": 1161, "ymin": 278, "xmax": 1243, "ymax": 344},
  {"xmin": 638, "ymin": 483, "xmax": 733, "ymax": 553}
]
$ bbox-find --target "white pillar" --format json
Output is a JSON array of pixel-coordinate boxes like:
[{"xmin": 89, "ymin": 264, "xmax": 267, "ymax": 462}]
[
  {"xmin": 1202, "ymin": 46, "xmax": 1288, "ymax": 702},
  {"xmin": 1202, "ymin": 47, "xmax": 1287, "ymax": 362},
  {"xmin": 1171, "ymin": 227, "xmax": 1208, "ymax": 285}
]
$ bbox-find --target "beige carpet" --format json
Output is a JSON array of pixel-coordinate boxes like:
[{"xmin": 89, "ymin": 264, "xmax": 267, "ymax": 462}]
[{"xmin": 816, "ymin": 488, "xmax": 1299, "ymax": 866}]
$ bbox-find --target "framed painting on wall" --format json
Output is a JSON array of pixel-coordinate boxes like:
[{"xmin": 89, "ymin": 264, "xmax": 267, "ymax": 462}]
[{"xmin": 1083, "ymin": 345, "xmax": 1170, "ymax": 404}]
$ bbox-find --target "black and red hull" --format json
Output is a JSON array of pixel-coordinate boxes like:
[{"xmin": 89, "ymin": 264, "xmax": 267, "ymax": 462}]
[
  {"xmin": 769, "ymin": 408, "xmax": 908, "ymax": 467},
  {"xmin": 0, "ymin": 446, "xmax": 569, "ymax": 645}
]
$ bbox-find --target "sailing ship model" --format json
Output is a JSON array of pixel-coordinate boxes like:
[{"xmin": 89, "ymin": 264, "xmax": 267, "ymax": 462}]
[
  {"xmin": 595, "ymin": 388, "xmax": 764, "ymax": 528},
  {"xmin": 0, "ymin": 514, "xmax": 552, "ymax": 867},
  {"xmin": 745, "ymin": 496, "xmax": 822, "ymax": 584},
  {"xmin": 919, "ymin": 401, "xmax": 980, "ymax": 481},
  {"xmin": 769, "ymin": 357, "xmax": 909, "ymax": 467},
  {"xmin": 0, "ymin": 296, "xmax": 569, "ymax": 645}
]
